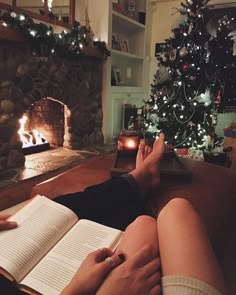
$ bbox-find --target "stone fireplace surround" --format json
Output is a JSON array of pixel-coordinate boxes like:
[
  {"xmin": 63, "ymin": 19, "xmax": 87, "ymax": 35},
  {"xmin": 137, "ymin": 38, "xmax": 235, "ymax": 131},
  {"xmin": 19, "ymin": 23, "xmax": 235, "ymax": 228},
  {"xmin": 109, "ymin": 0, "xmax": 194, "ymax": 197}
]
[{"xmin": 0, "ymin": 42, "xmax": 104, "ymax": 171}]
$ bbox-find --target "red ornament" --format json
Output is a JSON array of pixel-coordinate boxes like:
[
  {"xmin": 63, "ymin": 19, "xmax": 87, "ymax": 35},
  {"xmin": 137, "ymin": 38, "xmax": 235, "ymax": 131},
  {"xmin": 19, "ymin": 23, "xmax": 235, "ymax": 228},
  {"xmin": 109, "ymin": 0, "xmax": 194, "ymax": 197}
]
[
  {"xmin": 215, "ymin": 90, "xmax": 221, "ymax": 104},
  {"xmin": 175, "ymin": 148, "xmax": 189, "ymax": 156},
  {"xmin": 182, "ymin": 63, "xmax": 190, "ymax": 72},
  {"xmin": 167, "ymin": 144, "xmax": 173, "ymax": 150}
]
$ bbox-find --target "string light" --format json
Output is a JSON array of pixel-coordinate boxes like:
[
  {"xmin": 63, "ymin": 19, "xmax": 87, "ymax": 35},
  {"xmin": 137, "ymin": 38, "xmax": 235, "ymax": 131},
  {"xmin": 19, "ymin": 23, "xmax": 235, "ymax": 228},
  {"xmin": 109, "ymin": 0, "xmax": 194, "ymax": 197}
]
[
  {"xmin": 142, "ymin": 0, "xmax": 235, "ymax": 154},
  {"xmin": 30, "ymin": 30, "xmax": 37, "ymax": 36},
  {"xmin": 0, "ymin": 10, "xmax": 109, "ymax": 58},
  {"xmin": 19, "ymin": 14, "xmax": 25, "ymax": 21}
]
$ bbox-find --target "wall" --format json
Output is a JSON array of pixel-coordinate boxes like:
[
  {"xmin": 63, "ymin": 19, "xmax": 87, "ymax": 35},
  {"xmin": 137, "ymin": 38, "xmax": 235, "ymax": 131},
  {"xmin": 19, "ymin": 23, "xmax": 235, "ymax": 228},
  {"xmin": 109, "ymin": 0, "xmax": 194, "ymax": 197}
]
[
  {"xmin": 216, "ymin": 113, "xmax": 236, "ymax": 136},
  {"xmin": 149, "ymin": 0, "xmax": 236, "ymax": 136},
  {"xmin": 74, "ymin": 0, "xmax": 109, "ymax": 43}
]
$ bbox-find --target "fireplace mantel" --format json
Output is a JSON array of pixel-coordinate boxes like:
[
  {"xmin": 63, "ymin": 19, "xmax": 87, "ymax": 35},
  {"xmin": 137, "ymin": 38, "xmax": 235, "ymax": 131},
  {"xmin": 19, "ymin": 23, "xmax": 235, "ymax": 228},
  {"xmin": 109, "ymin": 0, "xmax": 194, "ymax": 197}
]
[
  {"xmin": 0, "ymin": 25, "xmax": 25, "ymax": 43},
  {"xmin": 0, "ymin": 25, "xmax": 104, "ymax": 59}
]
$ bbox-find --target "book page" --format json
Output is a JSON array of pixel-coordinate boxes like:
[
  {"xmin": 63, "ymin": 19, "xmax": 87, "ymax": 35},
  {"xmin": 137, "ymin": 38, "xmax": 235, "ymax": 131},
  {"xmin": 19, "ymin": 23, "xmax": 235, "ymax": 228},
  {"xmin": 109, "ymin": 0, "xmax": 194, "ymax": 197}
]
[
  {"xmin": 0, "ymin": 195, "xmax": 78, "ymax": 283},
  {"xmin": 21, "ymin": 219, "xmax": 123, "ymax": 295}
]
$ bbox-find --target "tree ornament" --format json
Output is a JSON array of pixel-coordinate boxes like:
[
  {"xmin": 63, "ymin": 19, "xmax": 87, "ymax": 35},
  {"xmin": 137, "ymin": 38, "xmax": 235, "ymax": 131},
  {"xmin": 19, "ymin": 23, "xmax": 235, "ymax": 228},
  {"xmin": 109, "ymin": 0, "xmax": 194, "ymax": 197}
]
[
  {"xmin": 159, "ymin": 53, "xmax": 168, "ymax": 63},
  {"xmin": 212, "ymin": 113, "xmax": 218, "ymax": 125},
  {"xmin": 10, "ymin": 12, "xmax": 17, "ymax": 18},
  {"xmin": 169, "ymin": 49, "xmax": 177, "ymax": 61},
  {"xmin": 182, "ymin": 63, "xmax": 190, "ymax": 71},
  {"xmin": 190, "ymin": 75, "xmax": 196, "ymax": 81},
  {"xmin": 215, "ymin": 90, "xmax": 221, "ymax": 104},
  {"xmin": 196, "ymin": 88, "xmax": 212, "ymax": 106},
  {"xmin": 170, "ymin": 89, "xmax": 176, "ymax": 98},
  {"xmin": 176, "ymin": 69, "xmax": 182, "ymax": 76},
  {"xmin": 188, "ymin": 22, "xmax": 193, "ymax": 34},
  {"xmin": 179, "ymin": 47, "xmax": 188, "ymax": 57},
  {"xmin": 189, "ymin": 10, "xmax": 195, "ymax": 17},
  {"xmin": 155, "ymin": 65, "xmax": 169, "ymax": 84}
]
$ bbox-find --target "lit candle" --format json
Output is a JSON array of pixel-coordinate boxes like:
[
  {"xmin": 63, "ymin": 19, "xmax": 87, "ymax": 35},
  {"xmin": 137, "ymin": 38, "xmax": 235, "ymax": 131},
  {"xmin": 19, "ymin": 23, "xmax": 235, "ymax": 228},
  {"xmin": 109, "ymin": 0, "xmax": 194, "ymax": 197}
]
[
  {"xmin": 124, "ymin": 138, "xmax": 138, "ymax": 150},
  {"xmin": 118, "ymin": 131, "xmax": 139, "ymax": 151}
]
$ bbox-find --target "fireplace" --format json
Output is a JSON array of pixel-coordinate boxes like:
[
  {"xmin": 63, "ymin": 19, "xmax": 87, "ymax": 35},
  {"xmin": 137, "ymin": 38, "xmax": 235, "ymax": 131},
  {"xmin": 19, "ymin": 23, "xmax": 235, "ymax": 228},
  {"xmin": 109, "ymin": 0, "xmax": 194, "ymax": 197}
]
[
  {"xmin": 0, "ymin": 43, "xmax": 104, "ymax": 171},
  {"xmin": 19, "ymin": 98, "xmax": 66, "ymax": 154}
]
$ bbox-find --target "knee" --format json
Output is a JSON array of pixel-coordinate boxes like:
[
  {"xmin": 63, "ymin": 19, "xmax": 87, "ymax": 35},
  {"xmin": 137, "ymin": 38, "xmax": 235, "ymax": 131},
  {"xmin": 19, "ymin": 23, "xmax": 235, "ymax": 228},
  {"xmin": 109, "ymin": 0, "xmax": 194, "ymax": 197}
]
[
  {"xmin": 127, "ymin": 215, "xmax": 157, "ymax": 231},
  {"xmin": 135, "ymin": 215, "xmax": 157, "ymax": 226},
  {"xmin": 157, "ymin": 198, "xmax": 195, "ymax": 224}
]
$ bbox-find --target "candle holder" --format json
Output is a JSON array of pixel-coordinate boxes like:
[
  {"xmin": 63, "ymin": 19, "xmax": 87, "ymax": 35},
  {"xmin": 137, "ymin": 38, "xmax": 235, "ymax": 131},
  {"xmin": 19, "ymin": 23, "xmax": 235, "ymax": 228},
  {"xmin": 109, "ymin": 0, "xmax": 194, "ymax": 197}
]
[{"xmin": 118, "ymin": 130, "xmax": 140, "ymax": 153}]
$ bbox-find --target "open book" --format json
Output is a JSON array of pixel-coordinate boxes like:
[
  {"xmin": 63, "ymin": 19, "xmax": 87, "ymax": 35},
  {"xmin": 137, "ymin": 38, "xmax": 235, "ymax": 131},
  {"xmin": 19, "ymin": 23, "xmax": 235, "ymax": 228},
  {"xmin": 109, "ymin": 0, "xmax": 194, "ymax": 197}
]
[{"xmin": 0, "ymin": 195, "xmax": 123, "ymax": 295}]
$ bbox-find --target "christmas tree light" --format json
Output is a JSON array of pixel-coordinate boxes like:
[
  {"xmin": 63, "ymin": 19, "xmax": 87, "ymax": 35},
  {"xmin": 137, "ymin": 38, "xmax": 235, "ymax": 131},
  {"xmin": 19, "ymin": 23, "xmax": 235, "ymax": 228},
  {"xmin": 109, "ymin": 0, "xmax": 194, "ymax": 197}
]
[{"xmin": 143, "ymin": 0, "xmax": 236, "ymax": 152}]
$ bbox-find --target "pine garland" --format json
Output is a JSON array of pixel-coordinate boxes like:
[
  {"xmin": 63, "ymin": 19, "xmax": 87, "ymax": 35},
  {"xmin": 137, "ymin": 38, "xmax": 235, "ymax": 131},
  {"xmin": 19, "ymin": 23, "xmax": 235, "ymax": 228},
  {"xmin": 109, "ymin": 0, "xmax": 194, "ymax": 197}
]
[{"xmin": 0, "ymin": 10, "xmax": 110, "ymax": 58}]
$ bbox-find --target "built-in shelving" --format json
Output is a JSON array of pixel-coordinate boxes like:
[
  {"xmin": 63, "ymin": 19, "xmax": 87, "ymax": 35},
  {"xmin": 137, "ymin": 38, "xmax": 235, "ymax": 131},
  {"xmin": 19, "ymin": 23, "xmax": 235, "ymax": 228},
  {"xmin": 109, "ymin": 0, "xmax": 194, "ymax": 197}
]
[
  {"xmin": 112, "ymin": 11, "xmax": 145, "ymax": 30},
  {"xmin": 100, "ymin": 0, "xmax": 149, "ymax": 142},
  {"xmin": 111, "ymin": 49, "xmax": 144, "ymax": 60}
]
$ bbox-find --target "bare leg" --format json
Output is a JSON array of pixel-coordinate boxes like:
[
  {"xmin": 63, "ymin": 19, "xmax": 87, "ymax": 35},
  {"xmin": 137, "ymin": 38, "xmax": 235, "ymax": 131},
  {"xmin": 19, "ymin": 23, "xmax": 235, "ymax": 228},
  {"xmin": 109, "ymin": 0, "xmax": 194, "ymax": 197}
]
[
  {"xmin": 97, "ymin": 216, "xmax": 161, "ymax": 295},
  {"xmin": 157, "ymin": 198, "xmax": 228, "ymax": 294},
  {"xmin": 116, "ymin": 215, "xmax": 159, "ymax": 258}
]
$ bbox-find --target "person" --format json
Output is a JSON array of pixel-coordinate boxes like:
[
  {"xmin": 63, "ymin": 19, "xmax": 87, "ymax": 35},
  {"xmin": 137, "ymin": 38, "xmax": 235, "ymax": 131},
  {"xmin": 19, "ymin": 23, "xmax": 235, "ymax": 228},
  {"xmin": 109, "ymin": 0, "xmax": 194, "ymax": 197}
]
[{"xmin": 0, "ymin": 134, "xmax": 228, "ymax": 295}]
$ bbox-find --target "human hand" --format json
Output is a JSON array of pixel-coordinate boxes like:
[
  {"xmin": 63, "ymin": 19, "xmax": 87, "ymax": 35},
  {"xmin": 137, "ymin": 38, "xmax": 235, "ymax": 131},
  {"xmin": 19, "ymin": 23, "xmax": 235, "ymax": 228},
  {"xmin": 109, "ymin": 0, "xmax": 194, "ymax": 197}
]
[
  {"xmin": 97, "ymin": 244, "xmax": 161, "ymax": 295},
  {"xmin": 61, "ymin": 248, "xmax": 125, "ymax": 295},
  {"xmin": 0, "ymin": 215, "xmax": 17, "ymax": 231}
]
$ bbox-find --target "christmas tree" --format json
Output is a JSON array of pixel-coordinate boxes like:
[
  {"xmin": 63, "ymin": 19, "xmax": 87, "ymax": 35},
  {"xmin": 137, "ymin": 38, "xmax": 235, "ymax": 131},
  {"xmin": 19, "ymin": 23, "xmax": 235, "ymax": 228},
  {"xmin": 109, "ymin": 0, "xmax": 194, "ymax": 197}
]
[{"xmin": 143, "ymin": 0, "xmax": 236, "ymax": 152}]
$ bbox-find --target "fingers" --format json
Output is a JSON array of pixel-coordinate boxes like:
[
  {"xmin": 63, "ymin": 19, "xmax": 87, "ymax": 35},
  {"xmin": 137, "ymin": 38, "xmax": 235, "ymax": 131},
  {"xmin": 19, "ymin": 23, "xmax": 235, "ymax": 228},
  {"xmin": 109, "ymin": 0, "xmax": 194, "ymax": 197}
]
[
  {"xmin": 103, "ymin": 252, "xmax": 125, "ymax": 269},
  {"xmin": 147, "ymin": 270, "xmax": 161, "ymax": 295},
  {"xmin": 130, "ymin": 244, "xmax": 155, "ymax": 268},
  {"xmin": 150, "ymin": 283, "xmax": 162, "ymax": 295},
  {"xmin": 93, "ymin": 248, "xmax": 125, "ymax": 271},
  {"xmin": 0, "ymin": 220, "xmax": 17, "ymax": 230},
  {"xmin": 95, "ymin": 248, "xmax": 114, "ymax": 263},
  {"xmin": 94, "ymin": 248, "xmax": 125, "ymax": 280},
  {"xmin": 0, "ymin": 215, "xmax": 12, "ymax": 220},
  {"xmin": 142, "ymin": 257, "xmax": 161, "ymax": 278}
]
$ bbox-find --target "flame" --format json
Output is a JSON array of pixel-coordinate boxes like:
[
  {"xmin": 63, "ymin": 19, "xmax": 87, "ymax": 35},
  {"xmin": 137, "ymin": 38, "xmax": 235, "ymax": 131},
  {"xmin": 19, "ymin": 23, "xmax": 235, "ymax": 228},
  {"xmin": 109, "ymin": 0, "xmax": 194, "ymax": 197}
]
[
  {"xmin": 125, "ymin": 138, "xmax": 138, "ymax": 149},
  {"xmin": 18, "ymin": 115, "xmax": 48, "ymax": 148}
]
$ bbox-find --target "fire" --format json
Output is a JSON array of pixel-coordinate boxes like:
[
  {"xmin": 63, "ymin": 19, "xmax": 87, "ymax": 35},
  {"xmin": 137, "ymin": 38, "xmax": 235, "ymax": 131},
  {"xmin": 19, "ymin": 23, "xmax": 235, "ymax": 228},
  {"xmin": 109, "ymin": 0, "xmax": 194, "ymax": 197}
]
[
  {"xmin": 18, "ymin": 115, "xmax": 48, "ymax": 148},
  {"xmin": 125, "ymin": 138, "xmax": 137, "ymax": 149}
]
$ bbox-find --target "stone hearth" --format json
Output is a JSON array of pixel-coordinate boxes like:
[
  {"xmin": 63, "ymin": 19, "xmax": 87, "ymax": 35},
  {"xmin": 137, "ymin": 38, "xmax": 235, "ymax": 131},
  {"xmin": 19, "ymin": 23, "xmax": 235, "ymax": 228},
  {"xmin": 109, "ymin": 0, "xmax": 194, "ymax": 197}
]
[
  {"xmin": 0, "ymin": 143, "xmax": 116, "ymax": 211},
  {"xmin": 0, "ymin": 43, "xmax": 104, "ymax": 171}
]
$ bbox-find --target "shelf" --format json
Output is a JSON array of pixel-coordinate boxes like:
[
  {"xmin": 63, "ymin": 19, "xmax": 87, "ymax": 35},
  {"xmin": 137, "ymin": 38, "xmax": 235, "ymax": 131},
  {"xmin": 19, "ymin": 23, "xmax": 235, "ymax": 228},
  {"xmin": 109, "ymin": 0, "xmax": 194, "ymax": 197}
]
[
  {"xmin": 111, "ymin": 49, "xmax": 144, "ymax": 60},
  {"xmin": 111, "ymin": 86, "xmax": 144, "ymax": 93},
  {"xmin": 112, "ymin": 11, "xmax": 145, "ymax": 30}
]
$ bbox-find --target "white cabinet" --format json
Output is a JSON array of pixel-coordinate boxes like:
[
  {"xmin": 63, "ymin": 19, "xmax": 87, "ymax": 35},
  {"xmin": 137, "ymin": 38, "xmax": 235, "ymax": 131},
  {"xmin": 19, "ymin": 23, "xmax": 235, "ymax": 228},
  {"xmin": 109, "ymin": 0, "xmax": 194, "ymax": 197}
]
[
  {"xmin": 111, "ymin": 87, "xmax": 144, "ymax": 140},
  {"xmin": 111, "ymin": 9, "xmax": 146, "ymax": 88},
  {"xmin": 88, "ymin": 0, "xmax": 149, "ymax": 142}
]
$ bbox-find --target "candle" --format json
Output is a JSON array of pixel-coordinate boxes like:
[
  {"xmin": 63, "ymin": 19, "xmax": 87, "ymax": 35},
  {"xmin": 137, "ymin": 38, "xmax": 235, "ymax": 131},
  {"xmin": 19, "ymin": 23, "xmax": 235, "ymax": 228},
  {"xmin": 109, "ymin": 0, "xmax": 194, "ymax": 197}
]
[{"xmin": 118, "ymin": 131, "xmax": 140, "ymax": 151}]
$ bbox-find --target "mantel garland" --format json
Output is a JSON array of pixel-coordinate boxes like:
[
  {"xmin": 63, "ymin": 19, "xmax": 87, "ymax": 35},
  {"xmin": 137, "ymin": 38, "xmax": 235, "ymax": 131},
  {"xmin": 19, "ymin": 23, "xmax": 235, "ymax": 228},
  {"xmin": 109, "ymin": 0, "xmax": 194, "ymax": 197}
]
[{"xmin": 0, "ymin": 10, "xmax": 110, "ymax": 58}]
